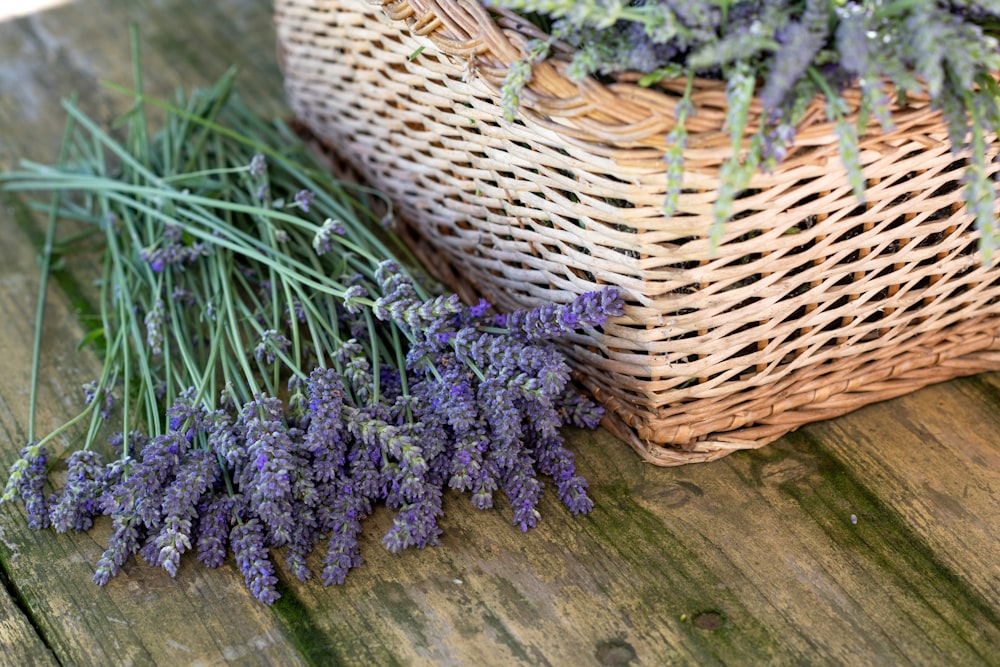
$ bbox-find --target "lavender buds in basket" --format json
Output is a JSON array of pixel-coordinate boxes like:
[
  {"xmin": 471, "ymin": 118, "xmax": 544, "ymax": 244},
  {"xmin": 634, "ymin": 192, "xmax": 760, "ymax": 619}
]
[{"xmin": 0, "ymin": 69, "xmax": 622, "ymax": 604}]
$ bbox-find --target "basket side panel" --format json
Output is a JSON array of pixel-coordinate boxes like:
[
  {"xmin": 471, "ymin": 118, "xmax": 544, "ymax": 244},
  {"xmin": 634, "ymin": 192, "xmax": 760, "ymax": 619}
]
[{"xmin": 275, "ymin": 0, "xmax": 1000, "ymax": 463}]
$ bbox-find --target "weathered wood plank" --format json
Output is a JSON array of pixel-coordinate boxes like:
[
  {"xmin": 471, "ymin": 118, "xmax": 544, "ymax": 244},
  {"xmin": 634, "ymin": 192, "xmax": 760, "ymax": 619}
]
[
  {"xmin": 807, "ymin": 375, "xmax": 1000, "ymax": 610},
  {"xmin": 0, "ymin": 194, "xmax": 311, "ymax": 666},
  {"xmin": 0, "ymin": 0, "xmax": 287, "ymax": 168},
  {"xmin": 0, "ymin": 1, "xmax": 310, "ymax": 665},
  {"xmin": 2, "ymin": 0, "xmax": 1000, "ymax": 666},
  {"xmin": 266, "ymin": 421, "xmax": 1000, "ymax": 665},
  {"xmin": 0, "ymin": 563, "xmax": 58, "ymax": 667}
]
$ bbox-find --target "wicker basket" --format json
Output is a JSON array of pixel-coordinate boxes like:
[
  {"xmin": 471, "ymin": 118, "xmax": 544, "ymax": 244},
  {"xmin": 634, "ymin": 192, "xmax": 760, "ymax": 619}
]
[{"xmin": 274, "ymin": 0, "xmax": 1000, "ymax": 465}]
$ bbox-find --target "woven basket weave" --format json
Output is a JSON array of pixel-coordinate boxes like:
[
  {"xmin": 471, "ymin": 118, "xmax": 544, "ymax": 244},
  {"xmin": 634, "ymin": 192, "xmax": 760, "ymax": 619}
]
[{"xmin": 274, "ymin": 0, "xmax": 1000, "ymax": 465}]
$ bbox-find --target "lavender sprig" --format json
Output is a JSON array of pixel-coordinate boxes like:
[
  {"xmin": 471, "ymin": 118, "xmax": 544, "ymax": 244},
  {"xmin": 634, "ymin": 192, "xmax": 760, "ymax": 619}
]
[
  {"xmin": 232, "ymin": 519, "xmax": 280, "ymax": 605},
  {"xmin": 49, "ymin": 450, "xmax": 105, "ymax": 532},
  {"xmin": 493, "ymin": 0, "xmax": 1000, "ymax": 252},
  {"xmin": 0, "ymin": 69, "xmax": 622, "ymax": 605},
  {"xmin": 143, "ymin": 450, "xmax": 219, "ymax": 576}
]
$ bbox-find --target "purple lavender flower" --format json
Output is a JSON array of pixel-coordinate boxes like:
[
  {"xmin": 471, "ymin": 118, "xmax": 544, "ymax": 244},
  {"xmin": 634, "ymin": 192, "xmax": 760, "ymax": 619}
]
[
  {"xmin": 532, "ymin": 434, "xmax": 593, "ymax": 515},
  {"xmin": 293, "ymin": 189, "xmax": 315, "ymax": 212},
  {"xmin": 555, "ymin": 387, "xmax": 605, "ymax": 430},
  {"xmin": 207, "ymin": 410, "xmax": 244, "ymax": 470},
  {"xmin": 238, "ymin": 395, "xmax": 302, "ymax": 546},
  {"xmin": 372, "ymin": 261, "xmax": 418, "ymax": 322},
  {"xmin": 143, "ymin": 450, "xmax": 220, "ymax": 576},
  {"xmin": 468, "ymin": 298, "xmax": 491, "ymax": 319},
  {"xmin": 443, "ymin": 414, "xmax": 488, "ymax": 491},
  {"xmin": 140, "ymin": 224, "xmax": 206, "ymax": 273},
  {"xmin": 382, "ymin": 490, "xmax": 443, "ymax": 553},
  {"xmin": 470, "ymin": 461, "xmax": 500, "ymax": 511},
  {"xmin": 248, "ymin": 153, "xmax": 267, "ymax": 177},
  {"xmin": 195, "ymin": 494, "xmax": 235, "ymax": 569},
  {"xmin": 312, "ymin": 218, "xmax": 345, "ymax": 256},
  {"xmin": 373, "ymin": 263, "xmax": 465, "ymax": 339},
  {"xmin": 342, "ymin": 284, "xmax": 368, "ymax": 315},
  {"xmin": 346, "ymin": 421, "xmax": 387, "ymax": 500},
  {"xmin": 48, "ymin": 450, "xmax": 105, "ymax": 532},
  {"xmin": 83, "ymin": 380, "xmax": 99, "ymax": 406},
  {"xmin": 522, "ymin": 399, "xmax": 563, "ymax": 444},
  {"xmin": 410, "ymin": 415, "xmax": 452, "ymax": 487},
  {"xmin": 382, "ymin": 453, "xmax": 429, "ymax": 510},
  {"xmin": 285, "ymin": 475, "xmax": 322, "ymax": 582},
  {"xmin": 170, "ymin": 286, "xmax": 197, "ymax": 307},
  {"xmin": 304, "ymin": 368, "xmax": 348, "ymax": 471},
  {"xmin": 758, "ymin": 0, "xmax": 828, "ymax": 114},
  {"xmin": 434, "ymin": 370, "xmax": 479, "ymax": 435},
  {"xmin": 166, "ymin": 387, "xmax": 208, "ymax": 435},
  {"xmin": 104, "ymin": 432, "xmax": 189, "ymax": 533},
  {"xmin": 286, "ymin": 298, "xmax": 307, "ymax": 325},
  {"xmin": 322, "ymin": 491, "xmax": 369, "ymax": 585},
  {"xmin": 761, "ymin": 116, "xmax": 797, "ymax": 168},
  {"xmin": 144, "ymin": 300, "xmax": 166, "ymax": 357},
  {"xmin": 477, "ymin": 378, "xmax": 524, "ymax": 467},
  {"xmin": 82, "ymin": 380, "xmax": 114, "ymax": 420},
  {"xmin": 3, "ymin": 443, "xmax": 50, "ymax": 530},
  {"xmin": 322, "ymin": 536, "xmax": 362, "ymax": 585},
  {"xmin": 254, "ymin": 330, "xmax": 292, "ymax": 365},
  {"xmin": 404, "ymin": 294, "xmax": 465, "ymax": 330},
  {"xmin": 499, "ymin": 287, "xmax": 623, "ymax": 341},
  {"xmin": 143, "ymin": 249, "xmax": 168, "ymax": 273},
  {"xmin": 93, "ymin": 515, "xmax": 143, "ymax": 586},
  {"xmin": 232, "ymin": 518, "xmax": 280, "ymax": 605},
  {"xmin": 339, "ymin": 342, "xmax": 376, "ymax": 405},
  {"xmin": 96, "ymin": 456, "xmax": 129, "ymax": 514},
  {"xmin": 284, "ymin": 531, "xmax": 317, "ymax": 583},
  {"xmin": 502, "ymin": 454, "xmax": 543, "ymax": 532}
]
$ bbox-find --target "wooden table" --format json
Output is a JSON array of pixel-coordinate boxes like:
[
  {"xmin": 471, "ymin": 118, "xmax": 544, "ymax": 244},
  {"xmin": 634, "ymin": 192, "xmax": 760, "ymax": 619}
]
[{"xmin": 1, "ymin": 1, "xmax": 999, "ymax": 664}]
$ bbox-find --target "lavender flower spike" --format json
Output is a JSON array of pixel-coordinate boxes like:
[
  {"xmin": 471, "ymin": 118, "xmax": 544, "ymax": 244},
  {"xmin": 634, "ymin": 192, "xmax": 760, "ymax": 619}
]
[
  {"xmin": 232, "ymin": 519, "xmax": 280, "ymax": 605},
  {"xmin": 147, "ymin": 450, "xmax": 219, "ymax": 576},
  {"xmin": 293, "ymin": 189, "xmax": 315, "ymax": 212},
  {"xmin": 239, "ymin": 395, "xmax": 300, "ymax": 546},
  {"xmin": 248, "ymin": 153, "xmax": 267, "ymax": 177},
  {"xmin": 2, "ymin": 443, "xmax": 50, "ymax": 529},
  {"xmin": 144, "ymin": 300, "xmax": 166, "ymax": 357},
  {"xmin": 195, "ymin": 494, "xmax": 235, "ymax": 569},
  {"xmin": 93, "ymin": 516, "xmax": 143, "ymax": 586},
  {"xmin": 1, "ymin": 443, "xmax": 45, "ymax": 504},
  {"xmin": 501, "ymin": 287, "xmax": 624, "ymax": 341},
  {"xmin": 313, "ymin": 218, "xmax": 345, "ymax": 255},
  {"xmin": 49, "ymin": 449, "xmax": 105, "ymax": 533}
]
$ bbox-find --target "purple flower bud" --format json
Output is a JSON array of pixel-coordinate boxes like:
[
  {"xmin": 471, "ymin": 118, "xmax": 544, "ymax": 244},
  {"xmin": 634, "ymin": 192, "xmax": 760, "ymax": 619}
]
[
  {"xmin": 195, "ymin": 494, "xmax": 234, "ymax": 569},
  {"xmin": 293, "ymin": 189, "xmax": 315, "ymax": 212},
  {"xmin": 3, "ymin": 443, "xmax": 50, "ymax": 529},
  {"xmin": 49, "ymin": 450, "xmax": 105, "ymax": 533},
  {"xmin": 232, "ymin": 519, "xmax": 280, "ymax": 605},
  {"xmin": 248, "ymin": 153, "xmax": 267, "ymax": 177},
  {"xmin": 469, "ymin": 299, "xmax": 491, "ymax": 318}
]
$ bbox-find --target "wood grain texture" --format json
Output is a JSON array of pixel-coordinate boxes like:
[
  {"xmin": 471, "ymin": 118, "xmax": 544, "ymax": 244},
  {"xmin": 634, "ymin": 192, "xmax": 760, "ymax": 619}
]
[
  {"xmin": 0, "ymin": 0, "xmax": 998, "ymax": 665},
  {"xmin": 0, "ymin": 195, "xmax": 310, "ymax": 666},
  {"xmin": 807, "ymin": 376, "xmax": 1000, "ymax": 611},
  {"xmin": 0, "ymin": 1, "xmax": 306, "ymax": 665},
  {"xmin": 0, "ymin": 574, "xmax": 58, "ymax": 667},
  {"xmin": 264, "ymin": 423, "xmax": 1000, "ymax": 666}
]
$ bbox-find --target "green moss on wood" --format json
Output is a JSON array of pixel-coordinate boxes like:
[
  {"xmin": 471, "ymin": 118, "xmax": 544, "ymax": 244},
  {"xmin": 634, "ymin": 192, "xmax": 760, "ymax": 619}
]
[{"xmin": 783, "ymin": 429, "xmax": 1000, "ymax": 663}]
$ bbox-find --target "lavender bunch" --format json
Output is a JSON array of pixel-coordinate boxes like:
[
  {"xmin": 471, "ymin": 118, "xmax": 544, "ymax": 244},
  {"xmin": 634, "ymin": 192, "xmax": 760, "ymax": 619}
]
[
  {"xmin": 492, "ymin": 0, "xmax": 1000, "ymax": 257},
  {"xmin": 0, "ymin": 66, "xmax": 623, "ymax": 604}
]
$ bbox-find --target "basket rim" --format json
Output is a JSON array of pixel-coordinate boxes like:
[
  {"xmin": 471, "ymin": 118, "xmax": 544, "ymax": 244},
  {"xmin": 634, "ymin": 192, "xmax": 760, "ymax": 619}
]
[{"xmin": 367, "ymin": 0, "xmax": 939, "ymax": 149}]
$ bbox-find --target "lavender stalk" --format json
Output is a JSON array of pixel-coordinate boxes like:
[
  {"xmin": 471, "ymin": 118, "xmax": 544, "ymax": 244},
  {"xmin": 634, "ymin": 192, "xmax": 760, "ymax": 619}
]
[{"xmin": 0, "ymin": 67, "xmax": 622, "ymax": 604}]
